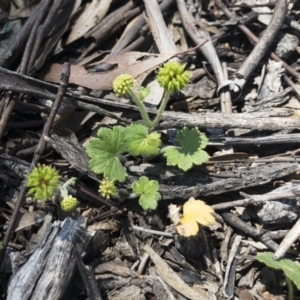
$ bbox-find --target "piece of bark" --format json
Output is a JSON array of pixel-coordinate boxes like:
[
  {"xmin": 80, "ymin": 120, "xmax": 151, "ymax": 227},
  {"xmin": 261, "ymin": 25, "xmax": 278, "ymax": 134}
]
[
  {"xmin": 0, "ymin": 1, "xmax": 45, "ymax": 69},
  {"xmin": 7, "ymin": 217, "xmax": 91, "ymax": 300},
  {"xmin": 221, "ymin": 132, "xmax": 300, "ymax": 145},
  {"xmin": 75, "ymin": 250, "xmax": 102, "ymax": 300},
  {"xmin": 237, "ymin": 0, "xmax": 287, "ymax": 83},
  {"xmin": 44, "ymin": 133, "xmax": 98, "ymax": 181},
  {"xmin": 157, "ymin": 109, "xmax": 299, "ymax": 131},
  {"xmin": 144, "ymin": 0, "xmax": 177, "ymax": 54},
  {"xmin": 1, "ymin": 67, "xmax": 299, "ymax": 132},
  {"xmin": 144, "ymin": 244, "xmax": 213, "ymax": 300},
  {"xmin": 45, "ymin": 132, "xmax": 300, "ymax": 199},
  {"xmin": 223, "ymin": 235, "xmax": 242, "ymax": 299},
  {"xmin": 129, "ymin": 162, "xmax": 300, "ymax": 199},
  {"xmin": 274, "ymin": 218, "xmax": 300, "ymax": 259}
]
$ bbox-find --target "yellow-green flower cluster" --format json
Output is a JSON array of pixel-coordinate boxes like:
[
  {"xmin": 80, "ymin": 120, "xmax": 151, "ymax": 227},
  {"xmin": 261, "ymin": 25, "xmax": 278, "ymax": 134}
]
[
  {"xmin": 60, "ymin": 195, "xmax": 78, "ymax": 212},
  {"xmin": 157, "ymin": 61, "xmax": 190, "ymax": 92},
  {"xmin": 99, "ymin": 178, "xmax": 117, "ymax": 199},
  {"xmin": 113, "ymin": 74, "xmax": 134, "ymax": 96},
  {"xmin": 27, "ymin": 164, "xmax": 60, "ymax": 201}
]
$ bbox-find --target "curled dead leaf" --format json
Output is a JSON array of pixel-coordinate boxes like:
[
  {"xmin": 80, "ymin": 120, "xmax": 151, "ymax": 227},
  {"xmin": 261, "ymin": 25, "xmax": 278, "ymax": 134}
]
[{"xmin": 176, "ymin": 197, "xmax": 215, "ymax": 237}]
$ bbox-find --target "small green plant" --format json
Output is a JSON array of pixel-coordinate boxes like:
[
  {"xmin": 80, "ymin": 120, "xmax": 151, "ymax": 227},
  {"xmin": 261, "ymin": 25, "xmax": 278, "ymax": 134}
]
[
  {"xmin": 85, "ymin": 60, "xmax": 209, "ymax": 210},
  {"xmin": 27, "ymin": 166, "xmax": 79, "ymax": 212},
  {"xmin": 112, "ymin": 61, "xmax": 190, "ymax": 129},
  {"xmin": 131, "ymin": 176, "xmax": 161, "ymax": 210},
  {"xmin": 26, "ymin": 164, "xmax": 60, "ymax": 201},
  {"xmin": 59, "ymin": 177, "xmax": 78, "ymax": 212},
  {"xmin": 256, "ymin": 252, "xmax": 300, "ymax": 300}
]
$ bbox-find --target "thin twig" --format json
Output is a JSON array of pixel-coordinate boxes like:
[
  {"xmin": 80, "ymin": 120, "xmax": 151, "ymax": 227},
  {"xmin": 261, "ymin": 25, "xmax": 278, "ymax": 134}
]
[
  {"xmin": 215, "ymin": 0, "xmax": 299, "ymax": 82},
  {"xmin": 237, "ymin": 0, "xmax": 287, "ymax": 82},
  {"xmin": 274, "ymin": 219, "xmax": 300, "ymax": 259},
  {"xmin": 0, "ymin": 63, "xmax": 70, "ymax": 269},
  {"xmin": 131, "ymin": 225, "xmax": 175, "ymax": 238},
  {"xmin": 176, "ymin": 0, "xmax": 225, "ymax": 104},
  {"xmin": 144, "ymin": 0, "xmax": 177, "ymax": 54},
  {"xmin": 212, "ymin": 186, "xmax": 300, "ymax": 210}
]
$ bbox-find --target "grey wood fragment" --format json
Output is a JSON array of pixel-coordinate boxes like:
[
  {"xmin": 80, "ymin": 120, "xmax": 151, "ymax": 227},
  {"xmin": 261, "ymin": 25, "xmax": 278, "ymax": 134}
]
[
  {"xmin": 157, "ymin": 109, "xmax": 299, "ymax": 131},
  {"xmin": 46, "ymin": 133, "xmax": 300, "ymax": 199},
  {"xmin": 0, "ymin": 66, "xmax": 299, "ymax": 131},
  {"xmin": 7, "ymin": 217, "xmax": 90, "ymax": 300},
  {"xmin": 222, "ymin": 132, "xmax": 300, "ymax": 145},
  {"xmin": 45, "ymin": 133, "xmax": 99, "ymax": 181},
  {"xmin": 130, "ymin": 162, "xmax": 300, "ymax": 199}
]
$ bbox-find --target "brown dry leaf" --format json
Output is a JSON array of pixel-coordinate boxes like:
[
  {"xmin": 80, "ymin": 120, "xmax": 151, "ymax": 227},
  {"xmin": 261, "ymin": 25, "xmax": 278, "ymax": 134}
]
[
  {"xmin": 176, "ymin": 197, "xmax": 215, "ymax": 237},
  {"xmin": 43, "ymin": 43, "xmax": 206, "ymax": 90},
  {"xmin": 43, "ymin": 52, "xmax": 176, "ymax": 90},
  {"xmin": 168, "ymin": 204, "xmax": 181, "ymax": 225},
  {"xmin": 144, "ymin": 244, "xmax": 211, "ymax": 299},
  {"xmin": 66, "ymin": 0, "xmax": 112, "ymax": 45}
]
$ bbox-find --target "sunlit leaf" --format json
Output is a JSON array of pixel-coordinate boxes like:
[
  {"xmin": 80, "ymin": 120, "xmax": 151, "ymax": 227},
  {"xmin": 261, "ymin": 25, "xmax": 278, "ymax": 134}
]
[
  {"xmin": 177, "ymin": 197, "xmax": 215, "ymax": 237},
  {"xmin": 125, "ymin": 123, "xmax": 161, "ymax": 158},
  {"xmin": 163, "ymin": 127, "xmax": 209, "ymax": 171},
  {"xmin": 257, "ymin": 252, "xmax": 300, "ymax": 289},
  {"xmin": 132, "ymin": 176, "xmax": 161, "ymax": 210},
  {"xmin": 85, "ymin": 126, "xmax": 128, "ymax": 182}
]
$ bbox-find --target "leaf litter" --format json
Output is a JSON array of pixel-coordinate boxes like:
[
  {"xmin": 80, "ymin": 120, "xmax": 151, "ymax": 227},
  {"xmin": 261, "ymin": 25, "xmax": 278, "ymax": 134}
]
[{"xmin": 1, "ymin": 1, "xmax": 300, "ymax": 299}]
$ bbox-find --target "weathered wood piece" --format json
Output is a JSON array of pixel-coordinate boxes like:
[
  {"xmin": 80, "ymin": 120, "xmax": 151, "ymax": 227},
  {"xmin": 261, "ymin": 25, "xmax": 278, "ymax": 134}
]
[
  {"xmin": 44, "ymin": 134, "xmax": 98, "ymax": 181},
  {"xmin": 0, "ymin": 67, "xmax": 299, "ymax": 131},
  {"xmin": 46, "ymin": 134, "xmax": 300, "ymax": 199},
  {"xmin": 158, "ymin": 110, "xmax": 300, "ymax": 131},
  {"xmin": 155, "ymin": 162, "xmax": 300, "ymax": 199},
  {"xmin": 7, "ymin": 217, "xmax": 90, "ymax": 300}
]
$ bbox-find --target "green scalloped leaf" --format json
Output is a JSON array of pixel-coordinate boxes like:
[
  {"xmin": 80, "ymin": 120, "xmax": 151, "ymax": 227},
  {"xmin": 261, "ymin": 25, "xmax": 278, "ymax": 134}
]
[
  {"xmin": 256, "ymin": 252, "xmax": 300, "ymax": 289},
  {"xmin": 132, "ymin": 176, "xmax": 161, "ymax": 210},
  {"xmin": 85, "ymin": 126, "xmax": 128, "ymax": 182},
  {"xmin": 125, "ymin": 123, "xmax": 161, "ymax": 158},
  {"xmin": 163, "ymin": 127, "xmax": 209, "ymax": 171}
]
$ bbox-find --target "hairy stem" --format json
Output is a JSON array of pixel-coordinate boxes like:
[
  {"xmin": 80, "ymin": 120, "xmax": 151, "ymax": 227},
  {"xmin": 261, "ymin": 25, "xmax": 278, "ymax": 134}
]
[
  {"xmin": 286, "ymin": 277, "xmax": 294, "ymax": 300},
  {"xmin": 151, "ymin": 90, "xmax": 172, "ymax": 129},
  {"xmin": 129, "ymin": 90, "xmax": 152, "ymax": 128}
]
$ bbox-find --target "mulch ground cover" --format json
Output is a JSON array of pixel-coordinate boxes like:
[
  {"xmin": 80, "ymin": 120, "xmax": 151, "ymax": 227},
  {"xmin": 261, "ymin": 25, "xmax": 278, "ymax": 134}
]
[{"xmin": 1, "ymin": 0, "xmax": 300, "ymax": 299}]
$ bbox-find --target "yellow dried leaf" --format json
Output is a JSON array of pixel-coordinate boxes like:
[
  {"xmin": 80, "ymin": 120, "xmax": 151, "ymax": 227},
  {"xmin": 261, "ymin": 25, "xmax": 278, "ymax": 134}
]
[{"xmin": 176, "ymin": 197, "xmax": 215, "ymax": 237}]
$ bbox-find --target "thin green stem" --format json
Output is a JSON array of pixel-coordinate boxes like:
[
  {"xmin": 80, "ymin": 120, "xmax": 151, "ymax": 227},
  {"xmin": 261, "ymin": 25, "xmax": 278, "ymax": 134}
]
[
  {"xmin": 286, "ymin": 276, "xmax": 294, "ymax": 300},
  {"xmin": 129, "ymin": 90, "xmax": 152, "ymax": 128},
  {"xmin": 151, "ymin": 90, "xmax": 172, "ymax": 129}
]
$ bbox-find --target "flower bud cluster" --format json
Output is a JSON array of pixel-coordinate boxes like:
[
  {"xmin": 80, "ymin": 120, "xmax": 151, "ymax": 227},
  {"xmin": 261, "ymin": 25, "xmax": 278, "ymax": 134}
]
[
  {"xmin": 113, "ymin": 74, "xmax": 134, "ymax": 96},
  {"xmin": 157, "ymin": 61, "xmax": 190, "ymax": 92},
  {"xmin": 60, "ymin": 195, "xmax": 78, "ymax": 212},
  {"xmin": 99, "ymin": 178, "xmax": 117, "ymax": 199},
  {"xmin": 27, "ymin": 164, "xmax": 60, "ymax": 201}
]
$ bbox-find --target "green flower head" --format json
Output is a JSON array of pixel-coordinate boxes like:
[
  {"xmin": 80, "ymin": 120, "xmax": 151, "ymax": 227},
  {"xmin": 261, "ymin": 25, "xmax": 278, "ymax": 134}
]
[
  {"xmin": 113, "ymin": 74, "xmax": 134, "ymax": 96},
  {"xmin": 60, "ymin": 195, "xmax": 78, "ymax": 212},
  {"xmin": 157, "ymin": 61, "xmax": 190, "ymax": 92},
  {"xmin": 99, "ymin": 178, "xmax": 117, "ymax": 199},
  {"xmin": 26, "ymin": 164, "xmax": 60, "ymax": 201}
]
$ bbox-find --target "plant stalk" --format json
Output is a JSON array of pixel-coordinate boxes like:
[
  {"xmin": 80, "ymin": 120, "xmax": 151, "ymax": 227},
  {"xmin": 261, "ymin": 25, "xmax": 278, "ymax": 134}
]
[
  {"xmin": 286, "ymin": 276, "xmax": 294, "ymax": 300},
  {"xmin": 129, "ymin": 90, "xmax": 152, "ymax": 128},
  {"xmin": 151, "ymin": 90, "xmax": 171, "ymax": 128}
]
